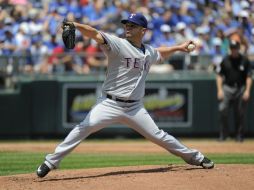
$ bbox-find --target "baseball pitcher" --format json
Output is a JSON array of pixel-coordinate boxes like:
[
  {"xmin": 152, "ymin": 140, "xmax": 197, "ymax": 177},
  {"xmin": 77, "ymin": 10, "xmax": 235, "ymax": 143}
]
[{"xmin": 37, "ymin": 13, "xmax": 214, "ymax": 178}]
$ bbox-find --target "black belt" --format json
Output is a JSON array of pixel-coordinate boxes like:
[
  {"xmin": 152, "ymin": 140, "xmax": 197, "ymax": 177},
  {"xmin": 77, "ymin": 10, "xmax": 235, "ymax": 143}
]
[
  {"xmin": 106, "ymin": 94, "xmax": 137, "ymax": 103},
  {"xmin": 225, "ymin": 83, "xmax": 243, "ymax": 88}
]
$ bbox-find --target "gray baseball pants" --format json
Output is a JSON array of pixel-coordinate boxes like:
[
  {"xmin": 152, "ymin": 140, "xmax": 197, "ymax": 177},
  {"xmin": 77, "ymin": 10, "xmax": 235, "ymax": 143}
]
[
  {"xmin": 219, "ymin": 85, "xmax": 247, "ymax": 139},
  {"xmin": 45, "ymin": 96, "xmax": 204, "ymax": 168}
]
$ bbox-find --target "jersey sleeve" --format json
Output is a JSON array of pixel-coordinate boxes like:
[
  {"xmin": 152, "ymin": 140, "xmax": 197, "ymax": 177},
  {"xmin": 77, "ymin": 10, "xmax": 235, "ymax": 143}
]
[
  {"xmin": 146, "ymin": 45, "xmax": 162, "ymax": 64},
  {"xmin": 153, "ymin": 48, "xmax": 163, "ymax": 64},
  {"xmin": 99, "ymin": 32, "xmax": 121, "ymax": 56}
]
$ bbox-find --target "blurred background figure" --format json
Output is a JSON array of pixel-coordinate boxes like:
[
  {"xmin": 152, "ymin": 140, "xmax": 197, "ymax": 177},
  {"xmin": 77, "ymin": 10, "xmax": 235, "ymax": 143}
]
[
  {"xmin": 74, "ymin": 37, "xmax": 107, "ymax": 74},
  {"xmin": 208, "ymin": 37, "xmax": 224, "ymax": 73},
  {"xmin": 30, "ymin": 38, "xmax": 48, "ymax": 73},
  {"xmin": 174, "ymin": 22, "xmax": 189, "ymax": 44},
  {"xmin": 0, "ymin": 0, "xmax": 254, "ymax": 76},
  {"xmin": 216, "ymin": 40, "xmax": 253, "ymax": 142},
  {"xmin": 154, "ymin": 24, "xmax": 175, "ymax": 47}
]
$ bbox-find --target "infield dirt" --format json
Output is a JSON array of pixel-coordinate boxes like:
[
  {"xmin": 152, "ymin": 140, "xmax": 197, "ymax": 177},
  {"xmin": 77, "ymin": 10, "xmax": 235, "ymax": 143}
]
[{"xmin": 0, "ymin": 140, "xmax": 254, "ymax": 190}]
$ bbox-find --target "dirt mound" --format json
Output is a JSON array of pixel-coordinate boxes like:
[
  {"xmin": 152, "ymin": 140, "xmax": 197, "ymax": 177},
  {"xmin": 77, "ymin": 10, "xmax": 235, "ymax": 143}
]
[{"xmin": 1, "ymin": 164, "xmax": 254, "ymax": 190}]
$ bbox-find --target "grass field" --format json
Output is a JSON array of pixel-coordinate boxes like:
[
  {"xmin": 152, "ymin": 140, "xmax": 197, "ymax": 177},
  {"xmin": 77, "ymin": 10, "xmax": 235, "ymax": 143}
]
[
  {"xmin": 1, "ymin": 139, "xmax": 254, "ymax": 190},
  {"xmin": 1, "ymin": 152, "xmax": 254, "ymax": 176}
]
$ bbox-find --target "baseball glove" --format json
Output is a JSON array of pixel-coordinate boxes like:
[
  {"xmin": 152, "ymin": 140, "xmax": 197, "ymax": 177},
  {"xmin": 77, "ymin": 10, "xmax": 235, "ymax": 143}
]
[{"xmin": 62, "ymin": 20, "xmax": 76, "ymax": 49}]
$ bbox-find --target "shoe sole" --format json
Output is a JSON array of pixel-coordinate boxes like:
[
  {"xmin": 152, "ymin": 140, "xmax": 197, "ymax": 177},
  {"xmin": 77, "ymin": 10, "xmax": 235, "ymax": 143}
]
[{"xmin": 202, "ymin": 162, "xmax": 214, "ymax": 169}]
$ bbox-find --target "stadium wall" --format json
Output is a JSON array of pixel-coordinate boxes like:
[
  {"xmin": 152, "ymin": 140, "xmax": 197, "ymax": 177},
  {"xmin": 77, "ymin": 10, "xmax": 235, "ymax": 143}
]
[{"xmin": 0, "ymin": 73, "xmax": 253, "ymax": 139}]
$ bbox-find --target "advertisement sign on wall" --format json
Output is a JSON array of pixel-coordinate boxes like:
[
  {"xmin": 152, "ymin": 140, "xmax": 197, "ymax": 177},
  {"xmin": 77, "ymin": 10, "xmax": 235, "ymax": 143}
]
[
  {"xmin": 62, "ymin": 83, "xmax": 192, "ymax": 128},
  {"xmin": 144, "ymin": 83, "xmax": 192, "ymax": 127}
]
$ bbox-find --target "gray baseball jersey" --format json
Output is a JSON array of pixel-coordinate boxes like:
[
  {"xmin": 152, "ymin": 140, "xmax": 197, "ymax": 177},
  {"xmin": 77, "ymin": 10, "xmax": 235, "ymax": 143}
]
[{"xmin": 100, "ymin": 32, "xmax": 161, "ymax": 100}]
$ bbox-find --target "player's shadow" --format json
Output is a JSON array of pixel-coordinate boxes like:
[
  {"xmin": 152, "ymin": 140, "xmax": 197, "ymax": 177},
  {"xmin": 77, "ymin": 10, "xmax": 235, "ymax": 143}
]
[{"xmin": 37, "ymin": 165, "xmax": 202, "ymax": 182}]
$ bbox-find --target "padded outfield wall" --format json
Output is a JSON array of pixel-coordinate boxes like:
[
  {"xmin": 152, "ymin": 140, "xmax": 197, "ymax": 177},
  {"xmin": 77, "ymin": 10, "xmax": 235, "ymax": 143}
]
[{"xmin": 0, "ymin": 72, "xmax": 253, "ymax": 138}]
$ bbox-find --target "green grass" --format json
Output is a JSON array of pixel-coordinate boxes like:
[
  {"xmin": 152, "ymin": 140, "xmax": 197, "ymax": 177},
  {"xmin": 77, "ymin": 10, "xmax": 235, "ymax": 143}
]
[{"xmin": 0, "ymin": 152, "xmax": 254, "ymax": 176}]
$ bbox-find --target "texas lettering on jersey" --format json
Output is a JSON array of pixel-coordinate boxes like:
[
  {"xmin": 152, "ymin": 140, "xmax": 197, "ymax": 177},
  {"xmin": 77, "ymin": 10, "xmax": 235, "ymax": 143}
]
[{"xmin": 124, "ymin": 57, "xmax": 150, "ymax": 71}]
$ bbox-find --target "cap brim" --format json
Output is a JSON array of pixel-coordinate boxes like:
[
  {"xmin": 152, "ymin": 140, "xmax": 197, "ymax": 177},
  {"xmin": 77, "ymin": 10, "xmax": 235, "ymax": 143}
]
[
  {"xmin": 121, "ymin": 20, "xmax": 147, "ymax": 28},
  {"xmin": 121, "ymin": 20, "xmax": 140, "ymax": 26},
  {"xmin": 121, "ymin": 19, "xmax": 128, "ymax": 24}
]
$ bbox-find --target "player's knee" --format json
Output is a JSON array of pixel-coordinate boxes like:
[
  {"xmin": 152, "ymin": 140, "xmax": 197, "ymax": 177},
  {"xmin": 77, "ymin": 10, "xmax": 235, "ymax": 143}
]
[
  {"xmin": 79, "ymin": 116, "xmax": 100, "ymax": 127},
  {"xmin": 75, "ymin": 122, "xmax": 101, "ymax": 135},
  {"xmin": 154, "ymin": 129, "xmax": 172, "ymax": 142}
]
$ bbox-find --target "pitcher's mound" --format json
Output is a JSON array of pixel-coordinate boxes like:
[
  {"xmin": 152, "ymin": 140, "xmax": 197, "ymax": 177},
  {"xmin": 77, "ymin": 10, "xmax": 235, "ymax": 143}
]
[{"xmin": 1, "ymin": 164, "xmax": 254, "ymax": 190}]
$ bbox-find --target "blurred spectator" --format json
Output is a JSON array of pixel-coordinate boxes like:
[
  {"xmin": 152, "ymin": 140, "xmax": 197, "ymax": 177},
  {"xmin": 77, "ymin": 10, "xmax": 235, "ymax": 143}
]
[
  {"xmin": 174, "ymin": 22, "xmax": 188, "ymax": 44},
  {"xmin": 238, "ymin": 10, "xmax": 253, "ymax": 41},
  {"xmin": 9, "ymin": 0, "xmax": 28, "ymax": 5},
  {"xmin": 194, "ymin": 26, "xmax": 210, "ymax": 54},
  {"xmin": 151, "ymin": 9, "xmax": 177, "ymax": 37},
  {"xmin": 44, "ymin": 8, "xmax": 62, "ymax": 36},
  {"xmin": 0, "ymin": 28, "xmax": 17, "ymax": 55},
  {"xmin": 30, "ymin": 40, "xmax": 48, "ymax": 73},
  {"xmin": 82, "ymin": 0, "xmax": 109, "ymax": 28},
  {"xmin": 73, "ymin": 39, "xmax": 90, "ymax": 74},
  {"xmin": 215, "ymin": 29, "xmax": 229, "ymax": 56},
  {"xmin": 40, "ymin": 45, "xmax": 82, "ymax": 74},
  {"xmin": 0, "ymin": 0, "xmax": 253, "ymax": 75},
  {"xmin": 75, "ymin": 38, "xmax": 107, "ymax": 73},
  {"xmin": 44, "ymin": 35, "xmax": 61, "ymax": 53},
  {"xmin": 86, "ymin": 40, "xmax": 107, "ymax": 72},
  {"xmin": 153, "ymin": 24, "xmax": 175, "ymax": 47},
  {"xmin": 39, "ymin": 46, "xmax": 64, "ymax": 74},
  {"xmin": 209, "ymin": 37, "xmax": 224, "ymax": 72},
  {"xmin": 217, "ymin": 13, "xmax": 239, "ymax": 33},
  {"xmin": 207, "ymin": 18, "xmax": 217, "ymax": 38},
  {"xmin": 15, "ymin": 25, "xmax": 31, "ymax": 54}
]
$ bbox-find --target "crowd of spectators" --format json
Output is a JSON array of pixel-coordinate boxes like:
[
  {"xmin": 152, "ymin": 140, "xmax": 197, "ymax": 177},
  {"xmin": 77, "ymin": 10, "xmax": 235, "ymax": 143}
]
[{"xmin": 0, "ymin": 0, "xmax": 254, "ymax": 75}]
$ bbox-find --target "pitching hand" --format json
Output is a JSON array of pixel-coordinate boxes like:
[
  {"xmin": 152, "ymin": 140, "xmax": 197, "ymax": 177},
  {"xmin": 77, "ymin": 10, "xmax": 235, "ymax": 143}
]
[{"xmin": 179, "ymin": 41, "xmax": 196, "ymax": 52}]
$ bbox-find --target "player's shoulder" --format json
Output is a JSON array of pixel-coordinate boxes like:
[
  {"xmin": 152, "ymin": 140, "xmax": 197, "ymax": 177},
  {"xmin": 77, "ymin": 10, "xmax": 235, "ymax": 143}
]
[
  {"xmin": 143, "ymin": 43, "xmax": 154, "ymax": 49},
  {"xmin": 143, "ymin": 44, "xmax": 156, "ymax": 52},
  {"xmin": 101, "ymin": 32, "xmax": 123, "ymax": 42},
  {"xmin": 99, "ymin": 32, "xmax": 125, "ymax": 52}
]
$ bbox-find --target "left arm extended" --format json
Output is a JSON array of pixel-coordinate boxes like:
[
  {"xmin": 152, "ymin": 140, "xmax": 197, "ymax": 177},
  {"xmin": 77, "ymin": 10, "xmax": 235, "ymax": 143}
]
[{"xmin": 156, "ymin": 41, "xmax": 194, "ymax": 60}]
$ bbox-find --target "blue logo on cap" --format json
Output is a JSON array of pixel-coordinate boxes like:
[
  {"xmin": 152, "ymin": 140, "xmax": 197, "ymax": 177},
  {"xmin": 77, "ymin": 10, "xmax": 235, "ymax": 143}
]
[{"xmin": 121, "ymin": 13, "xmax": 148, "ymax": 28}]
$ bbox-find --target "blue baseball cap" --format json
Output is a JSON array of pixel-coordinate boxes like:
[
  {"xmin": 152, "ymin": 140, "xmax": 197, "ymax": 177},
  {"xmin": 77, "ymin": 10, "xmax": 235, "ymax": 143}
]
[{"xmin": 121, "ymin": 13, "xmax": 148, "ymax": 28}]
